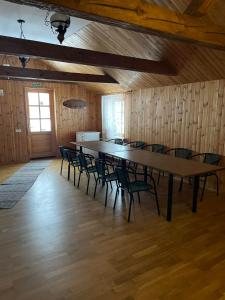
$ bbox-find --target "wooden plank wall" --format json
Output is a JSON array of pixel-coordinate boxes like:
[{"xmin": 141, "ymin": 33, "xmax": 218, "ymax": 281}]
[
  {"xmin": 0, "ymin": 58, "xmax": 101, "ymax": 164},
  {"xmin": 124, "ymin": 79, "xmax": 225, "ymax": 192}
]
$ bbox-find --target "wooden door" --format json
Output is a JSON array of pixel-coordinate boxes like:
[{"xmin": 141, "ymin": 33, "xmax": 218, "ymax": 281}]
[{"xmin": 26, "ymin": 88, "xmax": 56, "ymax": 158}]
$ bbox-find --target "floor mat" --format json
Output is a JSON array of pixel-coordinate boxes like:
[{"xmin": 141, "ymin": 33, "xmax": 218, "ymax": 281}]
[{"xmin": 0, "ymin": 160, "xmax": 51, "ymax": 208}]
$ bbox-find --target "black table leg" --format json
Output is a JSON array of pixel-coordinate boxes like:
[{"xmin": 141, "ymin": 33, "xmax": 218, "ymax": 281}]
[
  {"xmin": 192, "ymin": 176, "xmax": 199, "ymax": 212},
  {"xmin": 167, "ymin": 174, "xmax": 174, "ymax": 221}
]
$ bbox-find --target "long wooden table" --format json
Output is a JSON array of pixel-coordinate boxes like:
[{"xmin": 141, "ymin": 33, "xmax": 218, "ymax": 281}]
[{"xmin": 71, "ymin": 141, "xmax": 224, "ymax": 221}]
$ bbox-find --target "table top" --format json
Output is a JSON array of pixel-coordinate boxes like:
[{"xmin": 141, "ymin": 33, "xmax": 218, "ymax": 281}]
[
  {"xmin": 70, "ymin": 140, "xmax": 134, "ymax": 153},
  {"xmin": 70, "ymin": 141, "xmax": 224, "ymax": 177},
  {"xmin": 109, "ymin": 149, "xmax": 224, "ymax": 177}
]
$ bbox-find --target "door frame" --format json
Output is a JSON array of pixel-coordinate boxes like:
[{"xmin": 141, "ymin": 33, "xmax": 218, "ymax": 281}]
[{"xmin": 25, "ymin": 87, "xmax": 57, "ymax": 159}]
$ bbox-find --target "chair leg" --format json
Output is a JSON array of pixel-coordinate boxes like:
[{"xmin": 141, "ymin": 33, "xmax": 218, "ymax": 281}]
[
  {"xmin": 157, "ymin": 172, "xmax": 161, "ymax": 186},
  {"xmin": 215, "ymin": 174, "xmax": 219, "ymax": 196},
  {"xmin": 86, "ymin": 173, "xmax": 90, "ymax": 195},
  {"xmin": 178, "ymin": 177, "xmax": 183, "ymax": 192},
  {"xmin": 60, "ymin": 159, "xmax": 63, "ymax": 175},
  {"xmin": 93, "ymin": 177, "xmax": 98, "ymax": 198},
  {"xmin": 77, "ymin": 171, "xmax": 82, "ymax": 188},
  {"xmin": 155, "ymin": 192, "xmax": 160, "ymax": 216},
  {"xmin": 152, "ymin": 178, "xmax": 160, "ymax": 216},
  {"xmin": 128, "ymin": 193, "xmax": 134, "ymax": 222},
  {"xmin": 113, "ymin": 187, "xmax": 119, "ymax": 210},
  {"xmin": 137, "ymin": 192, "xmax": 141, "ymax": 205},
  {"xmin": 73, "ymin": 167, "xmax": 76, "ymax": 186},
  {"xmin": 105, "ymin": 182, "xmax": 109, "ymax": 207},
  {"xmin": 110, "ymin": 181, "xmax": 113, "ymax": 190},
  {"xmin": 67, "ymin": 163, "xmax": 70, "ymax": 181},
  {"xmin": 200, "ymin": 176, "xmax": 207, "ymax": 202}
]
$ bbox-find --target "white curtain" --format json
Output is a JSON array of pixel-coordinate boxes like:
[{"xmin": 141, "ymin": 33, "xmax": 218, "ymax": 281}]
[{"xmin": 102, "ymin": 94, "xmax": 125, "ymax": 139}]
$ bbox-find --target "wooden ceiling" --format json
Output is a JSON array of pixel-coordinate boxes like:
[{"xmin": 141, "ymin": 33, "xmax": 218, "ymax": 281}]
[{"xmin": 4, "ymin": 0, "xmax": 225, "ymax": 94}]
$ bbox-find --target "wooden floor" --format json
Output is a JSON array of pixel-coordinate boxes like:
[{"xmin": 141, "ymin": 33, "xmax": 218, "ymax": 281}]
[
  {"xmin": 0, "ymin": 159, "xmax": 225, "ymax": 300},
  {"xmin": 0, "ymin": 163, "xmax": 24, "ymax": 183}
]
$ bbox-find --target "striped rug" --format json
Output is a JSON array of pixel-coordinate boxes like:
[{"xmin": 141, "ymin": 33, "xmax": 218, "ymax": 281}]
[{"xmin": 0, "ymin": 160, "xmax": 51, "ymax": 209}]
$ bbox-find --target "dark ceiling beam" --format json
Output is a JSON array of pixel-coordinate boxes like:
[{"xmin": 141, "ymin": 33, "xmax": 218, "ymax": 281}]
[
  {"xmin": 5, "ymin": 0, "xmax": 225, "ymax": 51},
  {"xmin": 0, "ymin": 35, "xmax": 176, "ymax": 75},
  {"xmin": 185, "ymin": 0, "xmax": 217, "ymax": 16},
  {"xmin": 0, "ymin": 65, "xmax": 119, "ymax": 83}
]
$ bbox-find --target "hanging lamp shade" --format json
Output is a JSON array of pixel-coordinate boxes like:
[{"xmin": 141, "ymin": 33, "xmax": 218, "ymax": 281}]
[
  {"xmin": 63, "ymin": 99, "xmax": 87, "ymax": 109},
  {"xmin": 50, "ymin": 13, "xmax": 70, "ymax": 44}
]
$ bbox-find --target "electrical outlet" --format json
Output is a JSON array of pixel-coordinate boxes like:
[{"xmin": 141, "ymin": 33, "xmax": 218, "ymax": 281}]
[
  {"xmin": 0, "ymin": 89, "xmax": 4, "ymax": 96},
  {"xmin": 15, "ymin": 129, "xmax": 22, "ymax": 133}
]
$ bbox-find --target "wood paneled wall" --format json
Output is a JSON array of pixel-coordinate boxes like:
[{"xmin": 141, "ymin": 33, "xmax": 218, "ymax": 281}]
[
  {"xmin": 0, "ymin": 57, "xmax": 101, "ymax": 164},
  {"xmin": 124, "ymin": 79, "xmax": 225, "ymax": 192}
]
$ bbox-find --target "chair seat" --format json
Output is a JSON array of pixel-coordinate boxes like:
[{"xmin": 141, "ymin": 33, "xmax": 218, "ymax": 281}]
[
  {"xmin": 87, "ymin": 166, "xmax": 97, "ymax": 173},
  {"xmin": 105, "ymin": 173, "xmax": 117, "ymax": 182},
  {"xmin": 72, "ymin": 157, "xmax": 79, "ymax": 163},
  {"xmin": 98, "ymin": 172, "xmax": 117, "ymax": 181},
  {"xmin": 128, "ymin": 181, "xmax": 152, "ymax": 193}
]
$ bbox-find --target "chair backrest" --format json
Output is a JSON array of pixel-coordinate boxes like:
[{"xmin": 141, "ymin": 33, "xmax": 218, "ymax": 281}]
[
  {"xmin": 59, "ymin": 145, "xmax": 75, "ymax": 159},
  {"xmin": 144, "ymin": 144, "xmax": 166, "ymax": 153},
  {"xmin": 174, "ymin": 148, "xmax": 193, "ymax": 159},
  {"xmin": 107, "ymin": 138, "xmax": 124, "ymax": 145},
  {"xmin": 66, "ymin": 149, "xmax": 78, "ymax": 164},
  {"xmin": 127, "ymin": 141, "xmax": 145, "ymax": 149},
  {"xmin": 78, "ymin": 153, "xmax": 88, "ymax": 169},
  {"xmin": 95, "ymin": 159, "xmax": 107, "ymax": 178},
  {"xmin": 203, "ymin": 153, "xmax": 221, "ymax": 165},
  {"xmin": 59, "ymin": 145, "xmax": 66, "ymax": 159},
  {"xmin": 114, "ymin": 138, "xmax": 124, "ymax": 145},
  {"xmin": 115, "ymin": 167, "xmax": 130, "ymax": 188}
]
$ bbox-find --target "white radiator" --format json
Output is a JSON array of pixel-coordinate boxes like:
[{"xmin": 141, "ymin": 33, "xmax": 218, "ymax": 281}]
[
  {"xmin": 76, "ymin": 131, "xmax": 100, "ymax": 142},
  {"xmin": 76, "ymin": 131, "xmax": 100, "ymax": 157}
]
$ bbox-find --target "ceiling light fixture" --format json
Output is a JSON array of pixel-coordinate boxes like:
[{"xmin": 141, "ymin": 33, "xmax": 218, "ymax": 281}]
[
  {"xmin": 50, "ymin": 13, "xmax": 70, "ymax": 44},
  {"xmin": 17, "ymin": 19, "xmax": 30, "ymax": 68}
]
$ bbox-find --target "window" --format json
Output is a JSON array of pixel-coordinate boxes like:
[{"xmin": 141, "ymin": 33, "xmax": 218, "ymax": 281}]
[
  {"xmin": 27, "ymin": 92, "xmax": 51, "ymax": 132},
  {"xmin": 102, "ymin": 94, "xmax": 125, "ymax": 139}
]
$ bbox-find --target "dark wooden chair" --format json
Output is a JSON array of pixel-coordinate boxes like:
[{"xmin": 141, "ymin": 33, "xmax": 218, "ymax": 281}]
[
  {"xmin": 94, "ymin": 159, "xmax": 118, "ymax": 207},
  {"xmin": 123, "ymin": 141, "xmax": 145, "ymax": 174},
  {"xmin": 77, "ymin": 153, "xmax": 97, "ymax": 194},
  {"xmin": 191, "ymin": 153, "xmax": 221, "ymax": 201},
  {"xmin": 166, "ymin": 147, "xmax": 193, "ymax": 191},
  {"xmin": 143, "ymin": 144, "xmax": 166, "ymax": 153},
  {"xmin": 64, "ymin": 149, "xmax": 80, "ymax": 186},
  {"xmin": 104, "ymin": 138, "xmax": 124, "ymax": 165},
  {"xmin": 59, "ymin": 145, "xmax": 75, "ymax": 180},
  {"xmin": 114, "ymin": 167, "xmax": 160, "ymax": 222},
  {"xmin": 106, "ymin": 138, "xmax": 124, "ymax": 145},
  {"xmin": 124, "ymin": 141, "xmax": 145, "ymax": 149},
  {"xmin": 143, "ymin": 144, "xmax": 167, "ymax": 185}
]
